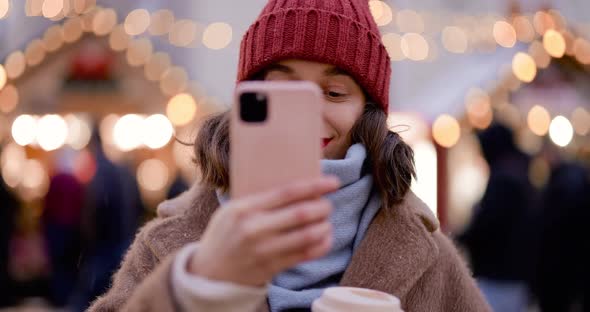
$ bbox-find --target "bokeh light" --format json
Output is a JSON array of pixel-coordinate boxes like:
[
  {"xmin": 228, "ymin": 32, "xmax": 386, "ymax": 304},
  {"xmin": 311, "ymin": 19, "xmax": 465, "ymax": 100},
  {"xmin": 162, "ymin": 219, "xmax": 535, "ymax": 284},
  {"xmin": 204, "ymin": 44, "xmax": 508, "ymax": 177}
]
[
  {"xmin": 0, "ymin": 143, "xmax": 26, "ymax": 188},
  {"xmin": 160, "ymin": 67, "xmax": 188, "ymax": 96},
  {"xmin": 527, "ymin": 105, "xmax": 551, "ymax": 136},
  {"xmin": 369, "ymin": 0, "xmax": 393, "ymax": 27},
  {"xmin": 529, "ymin": 40, "xmax": 551, "ymax": 69},
  {"xmin": 512, "ymin": 52, "xmax": 537, "ymax": 83},
  {"xmin": 401, "ymin": 33, "xmax": 429, "ymax": 61},
  {"xmin": 142, "ymin": 114, "xmax": 174, "ymax": 149},
  {"xmin": 547, "ymin": 9, "xmax": 566, "ymax": 30},
  {"xmin": 92, "ymin": 8, "xmax": 118, "ymax": 36},
  {"xmin": 0, "ymin": 0, "xmax": 10, "ymax": 19},
  {"xmin": 60, "ymin": 0, "xmax": 72, "ymax": 17},
  {"xmin": 432, "ymin": 114, "xmax": 461, "ymax": 148},
  {"xmin": 124, "ymin": 9, "xmax": 151, "ymax": 36},
  {"xmin": 25, "ymin": 0, "xmax": 42, "ymax": 16},
  {"xmin": 442, "ymin": 26, "xmax": 468, "ymax": 54},
  {"xmin": 12, "ymin": 115, "xmax": 37, "ymax": 146},
  {"xmin": 386, "ymin": 113, "xmax": 428, "ymax": 144},
  {"xmin": 126, "ymin": 38, "xmax": 153, "ymax": 67},
  {"xmin": 137, "ymin": 159, "xmax": 169, "ymax": 192},
  {"xmin": 21, "ymin": 158, "xmax": 50, "ymax": 199},
  {"xmin": 493, "ymin": 20, "xmax": 516, "ymax": 48},
  {"xmin": 0, "ymin": 64, "xmax": 6, "ymax": 90},
  {"xmin": 571, "ymin": 107, "xmax": 590, "ymax": 136},
  {"xmin": 4, "ymin": 51, "xmax": 26, "ymax": 80},
  {"xmin": 573, "ymin": 38, "xmax": 590, "ymax": 64},
  {"xmin": 62, "ymin": 17, "xmax": 84, "ymax": 43},
  {"xmin": 381, "ymin": 33, "xmax": 405, "ymax": 61},
  {"xmin": 73, "ymin": 0, "xmax": 95, "ymax": 15},
  {"xmin": 167, "ymin": 93, "xmax": 197, "ymax": 126},
  {"xmin": 169, "ymin": 19, "xmax": 199, "ymax": 47},
  {"xmin": 81, "ymin": 7, "xmax": 98, "ymax": 32},
  {"xmin": 99, "ymin": 114, "xmax": 119, "ymax": 147},
  {"xmin": 42, "ymin": 0, "xmax": 64, "ymax": 19},
  {"xmin": 533, "ymin": 11, "xmax": 555, "ymax": 36},
  {"xmin": 411, "ymin": 141, "xmax": 438, "ymax": 215},
  {"xmin": 25, "ymin": 39, "xmax": 46, "ymax": 67},
  {"xmin": 149, "ymin": 9, "xmax": 174, "ymax": 36},
  {"xmin": 144, "ymin": 52, "xmax": 171, "ymax": 81},
  {"xmin": 465, "ymin": 88, "xmax": 493, "ymax": 129},
  {"xmin": 0, "ymin": 84, "xmax": 19, "ymax": 113},
  {"xmin": 543, "ymin": 29, "xmax": 566, "ymax": 58},
  {"xmin": 36, "ymin": 114, "xmax": 68, "ymax": 151},
  {"xmin": 113, "ymin": 114, "xmax": 144, "ymax": 151},
  {"xmin": 549, "ymin": 116, "xmax": 574, "ymax": 147},
  {"xmin": 43, "ymin": 25, "xmax": 64, "ymax": 52},
  {"xmin": 65, "ymin": 114, "xmax": 92, "ymax": 150},
  {"xmin": 561, "ymin": 31, "xmax": 576, "ymax": 56},
  {"xmin": 202, "ymin": 22, "xmax": 232, "ymax": 50},
  {"xmin": 516, "ymin": 127, "xmax": 543, "ymax": 155},
  {"xmin": 512, "ymin": 15, "xmax": 535, "ymax": 43},
  {"xmin": 109, "ymin": 25, "xmax": 131, "ymax": 51}
]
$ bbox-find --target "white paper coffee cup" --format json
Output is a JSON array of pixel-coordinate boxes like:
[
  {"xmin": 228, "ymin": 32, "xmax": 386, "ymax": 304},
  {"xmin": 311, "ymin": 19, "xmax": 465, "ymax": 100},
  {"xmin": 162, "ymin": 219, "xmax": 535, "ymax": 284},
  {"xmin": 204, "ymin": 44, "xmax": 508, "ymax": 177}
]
[{"xmin": 312, "ymin": 287, "xmax": 403, "ymax": 312}]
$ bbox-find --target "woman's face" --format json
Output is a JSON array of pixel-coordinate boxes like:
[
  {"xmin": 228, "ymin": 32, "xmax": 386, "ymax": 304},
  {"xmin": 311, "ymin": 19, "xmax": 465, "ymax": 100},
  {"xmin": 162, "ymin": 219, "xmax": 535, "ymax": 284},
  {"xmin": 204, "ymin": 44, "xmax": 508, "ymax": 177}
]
[{"xmin": 264, "ymin": 59, "xmax": 366, "ymax": 159}]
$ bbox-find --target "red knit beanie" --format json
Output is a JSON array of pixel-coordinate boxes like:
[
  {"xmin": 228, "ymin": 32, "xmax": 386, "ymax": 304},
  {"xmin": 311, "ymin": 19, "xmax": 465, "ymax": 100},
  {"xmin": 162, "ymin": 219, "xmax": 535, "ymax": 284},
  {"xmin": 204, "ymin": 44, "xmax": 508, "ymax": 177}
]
[{"xmin": 237, "ymin": 0, "xmax": 391, "ymax": 112}]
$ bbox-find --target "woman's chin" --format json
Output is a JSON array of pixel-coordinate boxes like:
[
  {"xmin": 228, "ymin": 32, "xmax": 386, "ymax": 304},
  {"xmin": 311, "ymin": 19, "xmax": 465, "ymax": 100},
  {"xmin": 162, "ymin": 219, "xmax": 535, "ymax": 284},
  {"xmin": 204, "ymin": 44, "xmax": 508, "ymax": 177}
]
[{"xmin": 322, "ymin": 146, "xmax": 344, "ymax": 160}]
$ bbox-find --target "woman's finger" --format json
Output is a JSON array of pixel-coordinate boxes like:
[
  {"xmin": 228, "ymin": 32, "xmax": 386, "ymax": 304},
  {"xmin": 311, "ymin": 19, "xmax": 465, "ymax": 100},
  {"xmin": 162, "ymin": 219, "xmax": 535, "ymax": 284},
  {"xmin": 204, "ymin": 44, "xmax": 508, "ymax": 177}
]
[
  {"xmin": 240, "ymin": 198, "xmax": 332, "ymax": 239},
  {"xmin": 270, "ymin": 234, "xmax": 333, "ymax": 274},
  {"xmin": 252, "ymin": 221, "xmax": 332, "ymax": 259},
  {"xmin": 230, "ymin": 176, "xmax": 340, "ymax": 215}
]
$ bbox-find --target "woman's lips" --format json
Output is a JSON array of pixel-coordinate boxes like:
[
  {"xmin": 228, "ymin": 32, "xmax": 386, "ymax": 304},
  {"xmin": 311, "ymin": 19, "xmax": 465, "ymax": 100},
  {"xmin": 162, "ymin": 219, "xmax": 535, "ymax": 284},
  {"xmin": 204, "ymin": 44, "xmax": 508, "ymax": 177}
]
[{"xmin": 322, "ymin": 138, "xmax": 333, "ymax": 148}]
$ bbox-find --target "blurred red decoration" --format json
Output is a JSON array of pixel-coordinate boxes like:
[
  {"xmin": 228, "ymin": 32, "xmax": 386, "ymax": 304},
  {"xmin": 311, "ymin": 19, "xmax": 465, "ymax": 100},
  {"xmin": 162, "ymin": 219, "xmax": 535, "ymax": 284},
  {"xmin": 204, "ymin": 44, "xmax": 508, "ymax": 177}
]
[{"xmin": 69, "ymin": 42, "xmax": 114, "ymax": 80}]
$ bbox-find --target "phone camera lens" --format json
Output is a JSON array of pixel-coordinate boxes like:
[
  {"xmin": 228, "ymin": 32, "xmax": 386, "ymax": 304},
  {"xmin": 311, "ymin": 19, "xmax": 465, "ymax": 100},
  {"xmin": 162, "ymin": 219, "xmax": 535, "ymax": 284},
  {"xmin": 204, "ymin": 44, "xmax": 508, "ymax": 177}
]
[{"xmin": 240, "ymin": 92, "xmax": 268, "ymax": 123}]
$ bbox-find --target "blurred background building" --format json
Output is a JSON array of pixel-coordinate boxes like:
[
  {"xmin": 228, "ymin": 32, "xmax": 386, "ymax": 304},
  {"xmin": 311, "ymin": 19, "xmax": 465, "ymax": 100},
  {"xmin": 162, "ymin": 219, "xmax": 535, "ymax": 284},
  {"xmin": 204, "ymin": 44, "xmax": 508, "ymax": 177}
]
[{"xmin": 0, "ymin": 0, "xmax": 589, "ymax": 311}]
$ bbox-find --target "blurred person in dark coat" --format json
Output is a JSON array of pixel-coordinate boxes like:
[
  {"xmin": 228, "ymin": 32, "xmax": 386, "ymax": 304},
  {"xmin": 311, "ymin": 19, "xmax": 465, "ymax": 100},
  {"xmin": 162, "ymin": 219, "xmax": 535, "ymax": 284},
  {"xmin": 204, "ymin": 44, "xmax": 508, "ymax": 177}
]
[
  {"xmin": 458, "ymin": 123, "xmax": 537, "ymax": 312},
  {"xmin": 42, "ymin": 171, "xmax": 85, "ymax": 307},
  {"xmin": 530, "ymin": 162, "xmax": 590, "ymax": 312},
  {"xmin": 68, "ymin": 129, "xmax": 144, "ymax": 311},
  {"xmin": 166, "ymin": 174, "xmax": 189, "ymax": 200},
  {"xmin": 0, "ymin": 176, "xmax": 18, "ymax": 307}
]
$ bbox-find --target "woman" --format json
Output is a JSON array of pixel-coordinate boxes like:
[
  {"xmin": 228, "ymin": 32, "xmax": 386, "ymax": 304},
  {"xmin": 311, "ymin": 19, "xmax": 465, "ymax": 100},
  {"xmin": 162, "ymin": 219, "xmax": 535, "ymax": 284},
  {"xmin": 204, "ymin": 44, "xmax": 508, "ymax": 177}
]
[{"xmin": 89, "ymin": 0, "xmax": 491, "ymax": 311}]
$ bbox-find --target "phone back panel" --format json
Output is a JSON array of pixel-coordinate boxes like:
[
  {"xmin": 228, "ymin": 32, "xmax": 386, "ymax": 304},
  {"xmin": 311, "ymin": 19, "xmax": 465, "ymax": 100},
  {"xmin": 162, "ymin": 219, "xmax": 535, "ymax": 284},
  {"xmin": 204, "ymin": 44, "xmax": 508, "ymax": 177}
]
[{"xmin": 230, "ymin": 81, "xmax": 322, "ymax": 199}]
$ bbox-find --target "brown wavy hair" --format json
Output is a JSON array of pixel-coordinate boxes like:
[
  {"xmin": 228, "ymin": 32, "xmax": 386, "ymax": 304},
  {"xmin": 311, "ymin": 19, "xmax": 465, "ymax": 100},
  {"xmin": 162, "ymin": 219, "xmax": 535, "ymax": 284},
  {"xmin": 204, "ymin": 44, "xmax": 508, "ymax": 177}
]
[{"xmin": 193, "ymin": 100, "xmax": 416, "ymax": 208}]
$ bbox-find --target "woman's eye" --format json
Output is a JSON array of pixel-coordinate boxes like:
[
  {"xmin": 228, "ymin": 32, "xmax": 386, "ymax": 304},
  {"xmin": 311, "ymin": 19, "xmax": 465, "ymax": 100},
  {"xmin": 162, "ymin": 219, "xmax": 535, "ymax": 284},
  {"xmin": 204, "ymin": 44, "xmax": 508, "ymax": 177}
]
[{"xmin": 326, "ymin": 91, "xmax": 346, "ymax": 98}]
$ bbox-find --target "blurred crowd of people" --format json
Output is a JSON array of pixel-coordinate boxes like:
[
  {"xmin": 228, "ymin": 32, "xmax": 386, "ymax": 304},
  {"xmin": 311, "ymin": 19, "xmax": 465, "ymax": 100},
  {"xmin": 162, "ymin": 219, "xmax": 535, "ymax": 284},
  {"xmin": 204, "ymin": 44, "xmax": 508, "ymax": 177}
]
[
  {"xmin": 459, "ymin": 123, "xmax": 590, "ymax": 312},
  {"xmin": 0, "ymin": 131, "xmax": 187, "ymax": 311}
]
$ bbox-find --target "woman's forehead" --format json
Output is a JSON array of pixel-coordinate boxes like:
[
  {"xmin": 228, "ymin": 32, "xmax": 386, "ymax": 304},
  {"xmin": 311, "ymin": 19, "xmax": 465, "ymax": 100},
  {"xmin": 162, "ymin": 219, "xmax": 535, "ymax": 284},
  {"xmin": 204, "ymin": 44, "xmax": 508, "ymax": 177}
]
[{"xmin": 269, "ymin": 59, "xmax": 353, "ymax": 79}]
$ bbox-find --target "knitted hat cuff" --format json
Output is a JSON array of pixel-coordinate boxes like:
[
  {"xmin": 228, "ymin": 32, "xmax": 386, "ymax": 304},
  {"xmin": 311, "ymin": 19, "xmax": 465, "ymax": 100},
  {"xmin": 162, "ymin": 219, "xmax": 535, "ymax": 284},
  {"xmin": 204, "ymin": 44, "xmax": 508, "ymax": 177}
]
[{"xmin": 237, "ymin": 7, "xmax": 391, "ymax": 112}]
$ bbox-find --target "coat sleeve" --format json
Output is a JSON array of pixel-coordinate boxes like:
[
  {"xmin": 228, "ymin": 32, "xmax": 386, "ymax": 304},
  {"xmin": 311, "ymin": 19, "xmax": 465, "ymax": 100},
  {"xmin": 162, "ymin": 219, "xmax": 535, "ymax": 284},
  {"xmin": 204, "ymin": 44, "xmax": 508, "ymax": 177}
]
[
  {"xmin": 403, "ymin": 232, "xmax": 492, "ymax": 312},
  {"xmin": 172, "ymin": 243, "xmax": 268, "ymax": 312},
  {"xmin": 87, "ymin": 224, "xmax": 179, "ymax": 312},
  {"xmin": 87, "ymin": 224, "xmax": 268, "ymax": 312}
]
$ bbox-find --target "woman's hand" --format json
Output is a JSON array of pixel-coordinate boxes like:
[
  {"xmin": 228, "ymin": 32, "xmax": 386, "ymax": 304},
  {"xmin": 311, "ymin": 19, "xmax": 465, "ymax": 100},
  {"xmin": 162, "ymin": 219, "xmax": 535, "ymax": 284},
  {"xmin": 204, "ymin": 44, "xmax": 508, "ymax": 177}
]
[{"xmin": 188, "ymin": 176, "xmax": 340, "ymax": 286}]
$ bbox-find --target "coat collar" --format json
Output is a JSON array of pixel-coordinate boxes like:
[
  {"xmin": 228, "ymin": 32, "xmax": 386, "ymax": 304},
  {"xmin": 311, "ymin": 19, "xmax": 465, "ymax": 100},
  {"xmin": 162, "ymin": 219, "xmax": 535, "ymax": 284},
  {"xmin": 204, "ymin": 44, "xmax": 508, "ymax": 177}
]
[
  {"xmin": 340, "ymin": 191, "xmax": 439, "ymax": 298},
  {"xmin": 146, "ymin": 187, "xmax": 439, "ymax": 309},
  {"xmin": 145, "ymin": 187, "xmax": 218, "ymax": 260}
]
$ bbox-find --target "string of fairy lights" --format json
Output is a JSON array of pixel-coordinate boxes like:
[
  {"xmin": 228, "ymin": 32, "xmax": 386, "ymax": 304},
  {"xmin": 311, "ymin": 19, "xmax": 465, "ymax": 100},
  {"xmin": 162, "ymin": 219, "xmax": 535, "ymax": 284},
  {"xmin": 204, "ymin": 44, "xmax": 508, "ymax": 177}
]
[
  {"xmin": 0, "ymin": 0, "xmax": 230, "ymax": 200},
  {"xmin": 0, "ymin": 0, "xmax": 589, "ymax": 201},
  {"xmin": 0, "ymin": 0, "xmax": 229, "ymax": 144},
  {"xmin": 423, "ymin": 7, "xmax": 590, "ymax": 152}
]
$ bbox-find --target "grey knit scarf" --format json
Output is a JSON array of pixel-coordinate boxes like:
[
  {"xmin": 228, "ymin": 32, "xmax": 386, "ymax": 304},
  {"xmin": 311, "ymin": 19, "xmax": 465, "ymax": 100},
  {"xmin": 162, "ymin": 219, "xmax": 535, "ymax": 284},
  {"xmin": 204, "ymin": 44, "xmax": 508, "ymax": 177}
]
[{"xmin": 218, "ymin": 144, "xmax": 382, "ymax": 311}]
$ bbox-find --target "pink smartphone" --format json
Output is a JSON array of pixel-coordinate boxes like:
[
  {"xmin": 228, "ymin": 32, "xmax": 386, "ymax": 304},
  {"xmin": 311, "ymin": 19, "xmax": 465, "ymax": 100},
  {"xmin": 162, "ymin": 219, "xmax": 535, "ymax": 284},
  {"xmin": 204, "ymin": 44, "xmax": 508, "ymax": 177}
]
[{"xmin": 230, "ymin": 81, "xmax": 322, "ymax": 199}]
